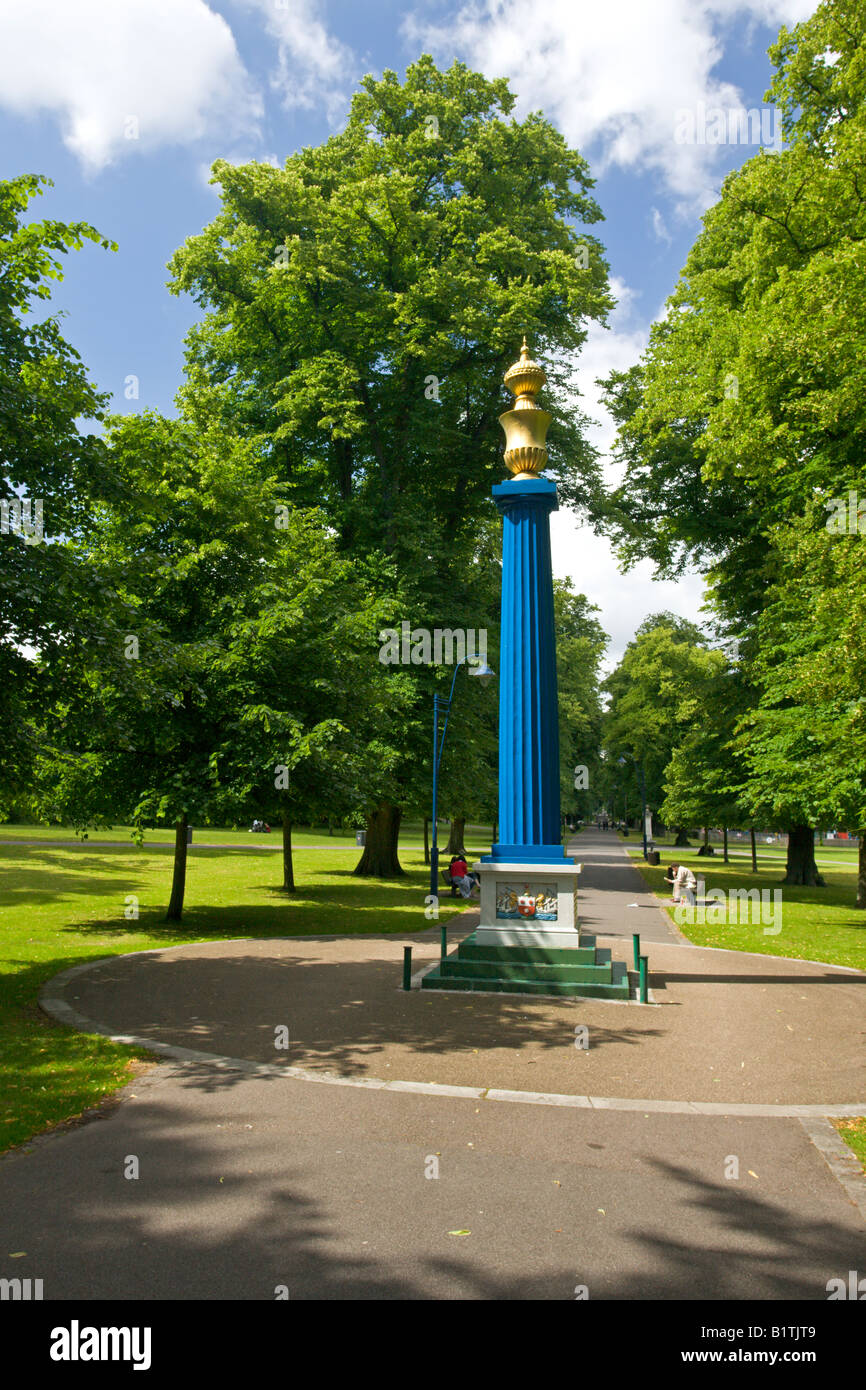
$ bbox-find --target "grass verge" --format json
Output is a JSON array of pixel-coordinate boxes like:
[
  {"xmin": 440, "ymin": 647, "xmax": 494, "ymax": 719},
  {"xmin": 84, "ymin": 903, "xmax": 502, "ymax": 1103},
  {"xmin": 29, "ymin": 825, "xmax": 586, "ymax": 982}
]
[
  {"xmin": 625, "ymin": 845, "xmax": 866, "ymax": 973},
  {"xmin": 833, "ymin": 1118, "xmax": 866, "ymax": 1174}
]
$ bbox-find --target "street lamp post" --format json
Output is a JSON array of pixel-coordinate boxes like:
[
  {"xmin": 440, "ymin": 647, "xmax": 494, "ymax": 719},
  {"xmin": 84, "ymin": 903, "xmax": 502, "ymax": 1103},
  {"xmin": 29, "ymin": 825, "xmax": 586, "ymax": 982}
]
[
  {"xmin": 430, "ymin": 656, "xmax": 495, "ymax": 959},
  {"xmin": 638, "ymin": 761, "xmax": 648, "ymax": 858},
  {"xmin": 619, "ymin": 754, "xmax": 649, "ymax": 859}
]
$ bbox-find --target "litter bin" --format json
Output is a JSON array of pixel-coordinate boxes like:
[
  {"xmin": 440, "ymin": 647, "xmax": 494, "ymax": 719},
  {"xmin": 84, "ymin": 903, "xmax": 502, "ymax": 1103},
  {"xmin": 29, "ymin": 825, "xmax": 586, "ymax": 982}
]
[
  {"xmin": 186, "ymin": 827, "xmax": 193, "ymax": 845},
  {"xmin": 646, "ymin": 849, "xmax": 660, "ymax": 865},
  {"xmin": 355, "ymin": 830, "xmax": 366, "ymax": 847}
]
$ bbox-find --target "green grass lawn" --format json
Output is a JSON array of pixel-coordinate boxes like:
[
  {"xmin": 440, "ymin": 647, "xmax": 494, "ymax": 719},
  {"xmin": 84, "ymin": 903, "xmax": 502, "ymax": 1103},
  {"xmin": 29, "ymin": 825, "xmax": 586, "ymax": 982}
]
[
  {"xmin": 0, "ymin": 819, "xmax": 496, "ymax": 847},
  {"xmin": 834, "ymin": 1118, "xmax": 866, "ymax": 1173},
  {"xmin": 624, "ymin": 840, "xmax": 866, "ymax": 972},
  {"xmin": 618, "ymin": 828, "xmax": 860, "ymax": 867},
  {"xmin": 0, "ymin": 835, "xmax": 481, "ymax": 1153}
]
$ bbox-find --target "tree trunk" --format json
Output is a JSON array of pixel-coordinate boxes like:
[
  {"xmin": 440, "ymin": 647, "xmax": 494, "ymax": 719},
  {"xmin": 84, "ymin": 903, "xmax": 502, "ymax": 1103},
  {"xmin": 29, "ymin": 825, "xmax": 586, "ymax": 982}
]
[
  {"xmin": 856, "ymin": 832, "xmax": 866, "ymax": 909},
  {"xmin": 703, "ymin": 826, "xmax": 710, "ymax": 850},
  {"xmin": 354, "ymin": 801, "xmax": 405, "ymax": 877},
  {"xmin": 165, "ymin": 815, "xmax": 188, "ymax": 922},
  {"xmin": 281, "ymin": 813, "xmax": 295, "ymax": 892},
  {"xmin": 723, "ymin": 826, "xmax": 729, "ymax": 863},
  {"xmin": 782, "ymin": 824, "xmax": 825, "ymax": 886},
  {"xmin": 492, "ymin": 818, "xmax": 497, "ymax": 844},
  {"xmin": 423, "ymin": 817, "xmax": 430, "ymax": 866},
  {"xmin": 673, "ymin": 827, "xmax": 691, "ymax": 847},
  {"xmin": 327, "ymin": 819, "xmax": 333, "ymax": 836},
  {"xmin": 750, "ymin": 827, "xmax": 757, "ymax": 874},
  {"xmin": 446, "ymin": 816, "xmax": 466, "ymax": 854}
]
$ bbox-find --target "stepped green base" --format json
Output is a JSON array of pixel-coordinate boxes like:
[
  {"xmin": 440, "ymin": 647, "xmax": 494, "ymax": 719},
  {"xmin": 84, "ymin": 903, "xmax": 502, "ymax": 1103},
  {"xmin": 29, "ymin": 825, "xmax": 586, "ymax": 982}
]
[{"xmin": 421, "ymin": 932, "xmax": 631, "ymax": 1000}]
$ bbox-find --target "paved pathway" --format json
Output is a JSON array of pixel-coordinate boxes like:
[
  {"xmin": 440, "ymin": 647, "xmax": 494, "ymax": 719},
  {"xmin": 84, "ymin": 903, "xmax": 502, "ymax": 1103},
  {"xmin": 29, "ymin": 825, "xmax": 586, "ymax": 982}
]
[
  {"xmin": 571, "ymin": 829, "xmax": 684, "ymax": 944},
  {"xmin": 2, "ymin": 828, "xmax": 864, "ymax": 1300}
]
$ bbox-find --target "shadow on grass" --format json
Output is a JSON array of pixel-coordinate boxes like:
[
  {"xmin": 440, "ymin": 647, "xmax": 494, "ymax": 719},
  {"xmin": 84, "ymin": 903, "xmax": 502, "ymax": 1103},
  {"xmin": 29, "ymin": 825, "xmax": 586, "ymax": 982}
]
[
  {"xmin": 0, "ymin": 858, "xmax": 151, "ymax": 903},
  {"xmin": 61, "ymin": 871, "xmax": 466, "ymax": 941}
]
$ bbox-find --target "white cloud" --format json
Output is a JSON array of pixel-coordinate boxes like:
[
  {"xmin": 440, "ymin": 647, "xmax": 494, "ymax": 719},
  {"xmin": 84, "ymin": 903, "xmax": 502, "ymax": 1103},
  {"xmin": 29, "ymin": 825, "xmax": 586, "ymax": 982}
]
[
  {"xmin": 234, "ymin": 0, "xmax": 357, "ymax": 123},
  {"xmin": 651, "ymin": 207, "xmax": 672, "ymax": 244},
  {"xmin": 0, "ymin": 0, "xmax": 263, "ymax": 172},
  {"xmin": 403, "ymin": 0, "xmax": 818, "ymax": 212}
]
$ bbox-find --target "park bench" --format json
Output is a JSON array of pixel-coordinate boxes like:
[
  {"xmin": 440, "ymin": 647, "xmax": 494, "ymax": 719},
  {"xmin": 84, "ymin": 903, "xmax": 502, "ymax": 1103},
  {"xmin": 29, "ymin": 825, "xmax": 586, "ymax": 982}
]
[
  {"xmin": 441, "ymin": 865, "xmax": 464, "ymax": 896},
  {"xmin": 441, "ymin": 862, "xmax": 480, "ymax": 897}
]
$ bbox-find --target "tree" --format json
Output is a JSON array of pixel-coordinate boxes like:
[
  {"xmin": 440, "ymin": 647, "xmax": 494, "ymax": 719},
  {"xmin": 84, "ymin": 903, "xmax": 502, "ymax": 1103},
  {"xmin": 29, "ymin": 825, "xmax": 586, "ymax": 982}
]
[
  {"xmin": 597, "ymin": 1, "xmax": 866, "ymax": 885},
  {"xmin": 554, "ymin": 579, "xmax": 607, "ymax": 823},
  {"xmin": 602, "ymin": 615, "xmax": 723, "ymax": 842},
  {"xmin": 735, "ymin": 514, "xmax": 866, "ymax": 899},
  {"xmin": 210, "ymin": 523, "xmax": 414, "ymax": 893},
  {"xmin": 37, "ymin": 409, "xmax": 407, "ymax": 919},
  {"xmin": 660, "ymin": 661, "xmax": 753, "ymax": 857},
  {"xmin": 166, "ymin": 54, "xmax": 614, "ymax": 873},
  {"xmin": 0, "ymin": 174, "xmax": 117, "ymax": 804}
]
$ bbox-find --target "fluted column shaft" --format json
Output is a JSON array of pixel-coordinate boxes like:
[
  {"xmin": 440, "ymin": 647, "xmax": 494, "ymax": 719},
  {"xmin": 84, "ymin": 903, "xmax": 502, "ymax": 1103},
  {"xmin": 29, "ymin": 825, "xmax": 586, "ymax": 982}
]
[{"xmin": 487, "ymin": 476, "xmax": 564, "ymax": 862}]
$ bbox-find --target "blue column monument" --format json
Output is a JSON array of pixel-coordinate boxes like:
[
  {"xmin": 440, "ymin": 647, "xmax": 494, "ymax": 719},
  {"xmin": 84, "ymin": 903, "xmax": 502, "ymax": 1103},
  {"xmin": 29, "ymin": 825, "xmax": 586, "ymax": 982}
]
[
  {"xmin": 472, "ymin": 338, "xmax": 580, "ymax": 946},
  {"xmin": 422, "ymin": 339, "xmax": 629, "ymax": 995},
  {"xmin": 489, "ymin": 472, "xmax": 564, "ymax": 862},
  {"xmin": 492, "ymin": 342, "xmax": 561, "ymax": 862}
]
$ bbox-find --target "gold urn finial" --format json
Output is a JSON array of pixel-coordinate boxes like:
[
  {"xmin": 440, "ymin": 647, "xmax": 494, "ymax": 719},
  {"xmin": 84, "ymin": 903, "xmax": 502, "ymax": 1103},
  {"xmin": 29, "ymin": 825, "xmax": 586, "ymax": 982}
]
[{"xmin": 500, "ymin": 335, "xmax": 551, "ymax": 479}]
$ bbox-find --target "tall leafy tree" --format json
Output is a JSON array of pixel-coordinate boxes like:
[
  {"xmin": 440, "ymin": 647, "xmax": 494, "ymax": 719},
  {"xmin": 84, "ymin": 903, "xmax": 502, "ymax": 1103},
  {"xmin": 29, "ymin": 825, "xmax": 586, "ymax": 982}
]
[
  {"xmin": 38, "ymin": 410, "xmax": 406, "ymax": 919},
  {"xmin": 166, "ymin": 54, "xmax": 614, "ymax": 873},
  {"xmin": 597, "ymin": 0, "xmax": 866, "ymax": 884},
  {"xmin": 660, "ymin": 662, "xmax": 753, "ymax": 856},
  {"xmin": 602, "ymin": 614, "xmax": 724, "ymax": 842},
  {"xmin": 209, "ymin": 524, "xmax": 414, "ymax": 892},
  {"xmin": 736, "ymin": 514, "xmax": 866, "ymax": 901},
  {"xmin": 0, "ymin": 174, "xmax": 116, "ymax": 803},
  {"xmin": 554, "ymin": 579, "xmax": 607, "ymax": 823}
]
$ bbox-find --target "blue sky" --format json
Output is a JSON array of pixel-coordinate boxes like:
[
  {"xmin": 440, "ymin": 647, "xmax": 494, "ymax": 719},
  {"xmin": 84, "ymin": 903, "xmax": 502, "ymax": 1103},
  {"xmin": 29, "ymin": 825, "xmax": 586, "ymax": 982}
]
[{"xmin": 0, "ymin": 0, "xmax": 818, "ymax": 663}]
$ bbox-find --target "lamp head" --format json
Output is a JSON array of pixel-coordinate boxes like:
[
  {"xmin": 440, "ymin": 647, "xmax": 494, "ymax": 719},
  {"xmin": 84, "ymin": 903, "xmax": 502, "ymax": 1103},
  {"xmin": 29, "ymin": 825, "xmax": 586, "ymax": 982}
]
[{"xmin": 468, "ymin": 659, "xmax": 496, "ymax": 687}]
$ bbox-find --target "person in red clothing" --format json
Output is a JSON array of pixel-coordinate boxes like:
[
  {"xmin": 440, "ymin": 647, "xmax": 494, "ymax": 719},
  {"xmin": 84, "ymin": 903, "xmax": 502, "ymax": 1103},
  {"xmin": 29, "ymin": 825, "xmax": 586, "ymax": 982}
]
[{"xmin": 449, "ymin": 854, "xmax": 479, "ymax": 899}]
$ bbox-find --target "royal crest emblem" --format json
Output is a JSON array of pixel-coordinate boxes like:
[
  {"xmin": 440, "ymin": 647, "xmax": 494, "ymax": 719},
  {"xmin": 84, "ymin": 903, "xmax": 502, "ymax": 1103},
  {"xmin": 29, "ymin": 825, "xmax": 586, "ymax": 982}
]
[{"xmin": 517, "ymin": 891, "xmax": 536, "ymax": 918}]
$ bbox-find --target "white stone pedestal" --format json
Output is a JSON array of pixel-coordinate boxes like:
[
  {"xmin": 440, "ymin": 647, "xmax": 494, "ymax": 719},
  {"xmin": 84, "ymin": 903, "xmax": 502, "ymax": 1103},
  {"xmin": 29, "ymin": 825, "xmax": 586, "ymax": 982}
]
[{"xmin": 470, "ymin": 859, "xmax": 583, "ymax": 948}]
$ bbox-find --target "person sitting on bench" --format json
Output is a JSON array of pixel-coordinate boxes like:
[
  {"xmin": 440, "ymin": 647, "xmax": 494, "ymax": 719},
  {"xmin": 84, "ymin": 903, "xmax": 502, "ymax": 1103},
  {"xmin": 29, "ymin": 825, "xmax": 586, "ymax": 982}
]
[
  {"xmin": 666, "ymin": 862, "xmax": 697, "ymax": 905},
  {"xmin": 448, "ymin": 854, "xmax": 479, "ymax": 899}
]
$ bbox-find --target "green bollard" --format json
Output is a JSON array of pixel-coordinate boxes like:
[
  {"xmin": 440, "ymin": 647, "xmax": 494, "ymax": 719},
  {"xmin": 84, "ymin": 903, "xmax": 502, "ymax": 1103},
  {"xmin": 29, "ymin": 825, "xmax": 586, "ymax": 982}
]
[
  {"xmin": 403, "ymin": 945, "xmax": 412, "ymax": 991},
  {"xmin": 639, "ymin": 955, "xmax": 648, "ymax": 1004},
  {"xmin": 440, "ymin": 922, "xmax": 447, "ymax": 960},
  {"xmin": 632, "ymin": 932, "xmax": 640, "ymax": 971}
]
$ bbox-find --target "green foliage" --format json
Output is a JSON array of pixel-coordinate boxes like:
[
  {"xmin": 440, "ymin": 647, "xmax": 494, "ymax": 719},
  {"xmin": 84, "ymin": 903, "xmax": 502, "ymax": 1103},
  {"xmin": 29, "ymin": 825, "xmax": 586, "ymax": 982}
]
[
  {"xmin": 602, "ymin": 614, "xmax": 724, "ymax": 816},
  {"xmin": 596, "ymin": 2, "xmax": 866, "ymax": 892},
  {"xmin": 169, "ymin": 56, "xmax": 612, "ymax": 544},
  {"xmin": 736, "ymin": 513, "xmax": 866, "ymax": 838},
  {"xmin": 166, "ymin": 55, "xmax": 614, "ymax": 835},
  {"xmin": 554, "ymin": 579, "xmax": 607, "ymax": 819},
  {"xmin": 599, "ymin": 0, "xmax": 866, "ymax": 632},
  {"xmin": 660, "ymin": 664, "xmax": 752, "ymax": 832},
  {"xmin": 0, "ymin": 174, "xmax": 117, "ymax": 793},
  {"xmin": 36, "ymin": 411, "xmax": 415, "ymax": 895}
]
